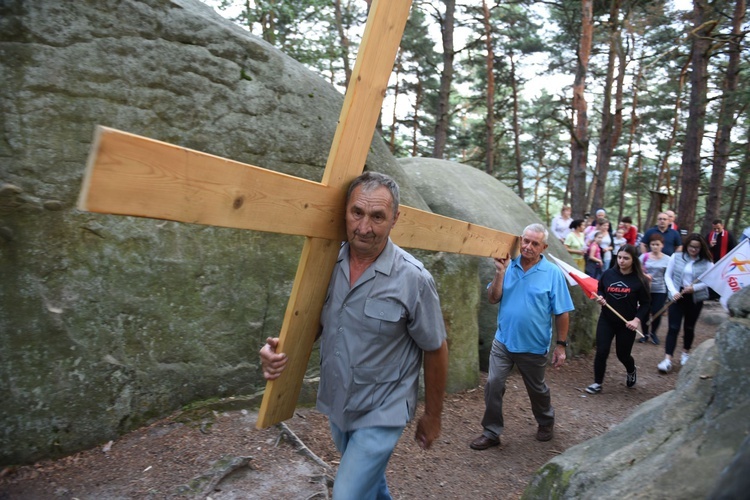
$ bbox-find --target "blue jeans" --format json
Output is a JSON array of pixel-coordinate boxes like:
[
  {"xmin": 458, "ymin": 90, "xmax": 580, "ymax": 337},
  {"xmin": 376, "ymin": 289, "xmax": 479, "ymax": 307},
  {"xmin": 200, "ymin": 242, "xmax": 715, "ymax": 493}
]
[{"xmin": 329, "ymin": 422, "xmax": 405, "ymax": 500}]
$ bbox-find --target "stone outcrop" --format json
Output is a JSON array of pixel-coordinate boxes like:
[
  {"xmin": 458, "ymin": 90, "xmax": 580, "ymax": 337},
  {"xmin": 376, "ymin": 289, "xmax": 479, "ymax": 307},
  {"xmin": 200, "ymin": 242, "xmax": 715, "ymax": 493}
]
[
  {"xmin": 523, "ymin": 287, "xmax": 750, "ymax": 499},
  {"xmin": 0, "ymin": 0, "xmax": 594, "ymax": 465}
]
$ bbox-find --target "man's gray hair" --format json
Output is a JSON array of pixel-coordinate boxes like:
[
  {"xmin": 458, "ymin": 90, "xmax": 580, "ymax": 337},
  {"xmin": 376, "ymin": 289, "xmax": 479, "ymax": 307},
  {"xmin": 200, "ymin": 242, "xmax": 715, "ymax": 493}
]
[
  {"xmin": 347, "ymin": 171, "xmax": 400, "ymax": 215},
  {"xmin": 523, "ymin": 223, "xmax": 549, "ymax": 244}
]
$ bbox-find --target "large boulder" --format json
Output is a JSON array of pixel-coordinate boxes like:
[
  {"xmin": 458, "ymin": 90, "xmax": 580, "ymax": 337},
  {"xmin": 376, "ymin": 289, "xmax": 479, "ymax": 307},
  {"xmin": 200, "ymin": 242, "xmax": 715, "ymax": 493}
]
[
  {"xmin": 523, "ymin": 287, "xmax": 750, "ymax": 499},
  {"xmin": 0, "ymin": 0, "xmax": 596, "ymax": 465}
]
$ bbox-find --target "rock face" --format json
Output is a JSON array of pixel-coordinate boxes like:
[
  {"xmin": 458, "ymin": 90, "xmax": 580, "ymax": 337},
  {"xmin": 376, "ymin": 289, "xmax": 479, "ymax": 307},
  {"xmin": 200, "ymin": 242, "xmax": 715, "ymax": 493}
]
[
  {"xmin": 523, "ymin": 287, "xmax": 750, "ymax": 499},
  {"xmin": 0, "ymin": 0, "xmax": 595, "ymax": 465}
]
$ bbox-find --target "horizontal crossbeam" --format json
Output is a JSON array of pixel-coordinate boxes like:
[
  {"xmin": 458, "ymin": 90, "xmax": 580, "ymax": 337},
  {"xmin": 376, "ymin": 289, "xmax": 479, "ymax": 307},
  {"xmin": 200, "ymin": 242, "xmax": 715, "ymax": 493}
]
[{"xmin": 79, "ymin": 127, "xmax": 517, "ymax": 260}]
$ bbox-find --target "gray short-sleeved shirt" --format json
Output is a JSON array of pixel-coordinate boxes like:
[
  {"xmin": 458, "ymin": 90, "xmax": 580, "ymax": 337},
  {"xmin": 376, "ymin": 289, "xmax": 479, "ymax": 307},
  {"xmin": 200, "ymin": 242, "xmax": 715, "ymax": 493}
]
[
  {"xmin": 640, "ymin": 253, "xmax": 670, "ymax": 293},
  {"xmin": 316, "ymin": 239, "xmax": 447, "ymax": 431}
]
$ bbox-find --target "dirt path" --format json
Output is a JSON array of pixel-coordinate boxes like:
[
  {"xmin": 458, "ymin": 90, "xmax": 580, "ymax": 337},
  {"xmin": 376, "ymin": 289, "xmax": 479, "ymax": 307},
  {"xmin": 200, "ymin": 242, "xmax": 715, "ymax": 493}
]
[{"xmin": 0, "ymin": 313, "xmax": 720, "ymax": 499}]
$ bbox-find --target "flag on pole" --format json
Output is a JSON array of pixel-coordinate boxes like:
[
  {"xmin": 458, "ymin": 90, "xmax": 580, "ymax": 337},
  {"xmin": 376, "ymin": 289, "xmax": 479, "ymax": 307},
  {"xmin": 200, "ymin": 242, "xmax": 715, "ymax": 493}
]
[
  {"xmin": 547, "ymin": 253, "xmax": 599, "ymax": 299},
  {"xmin": 697, "ymin": 238, "xmax": 750, "ymax": 309}
]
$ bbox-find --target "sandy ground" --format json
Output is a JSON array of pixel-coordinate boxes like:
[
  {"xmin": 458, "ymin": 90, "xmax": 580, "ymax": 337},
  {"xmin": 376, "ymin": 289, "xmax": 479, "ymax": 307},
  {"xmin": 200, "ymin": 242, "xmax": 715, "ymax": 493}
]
[{"xmin": 0, "ymin": 307, "xmax": 721, "ymax": 499}]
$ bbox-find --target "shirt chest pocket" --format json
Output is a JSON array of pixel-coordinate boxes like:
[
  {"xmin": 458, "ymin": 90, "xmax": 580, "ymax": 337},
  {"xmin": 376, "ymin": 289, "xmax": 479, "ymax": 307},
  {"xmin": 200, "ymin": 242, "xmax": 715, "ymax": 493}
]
[{"xmin": 364, "ymin": 298, "xmax": 406, "ymax": 339}]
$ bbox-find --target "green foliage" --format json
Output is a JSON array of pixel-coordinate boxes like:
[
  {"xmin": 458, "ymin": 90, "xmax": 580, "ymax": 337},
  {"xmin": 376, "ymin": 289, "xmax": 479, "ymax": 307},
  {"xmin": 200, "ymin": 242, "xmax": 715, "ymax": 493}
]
[{"xmin": 203, "ymin": 0, "xmax": 749, "ymax": 231}]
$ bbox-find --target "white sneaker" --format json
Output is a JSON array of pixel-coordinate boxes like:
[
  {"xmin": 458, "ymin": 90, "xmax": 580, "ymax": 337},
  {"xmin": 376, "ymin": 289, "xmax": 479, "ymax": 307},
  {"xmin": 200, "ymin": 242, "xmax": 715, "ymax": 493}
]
[
  {"xmin": 585, "ymin": 383, "xmax": 602, "ymax": 394},
  {"xmin": 657, "ymin": 358, "xmax": 672, "ymax": 373},
  {"xmin": 680, "ymin": 352, "xmax": 690, "ymax": 365}
]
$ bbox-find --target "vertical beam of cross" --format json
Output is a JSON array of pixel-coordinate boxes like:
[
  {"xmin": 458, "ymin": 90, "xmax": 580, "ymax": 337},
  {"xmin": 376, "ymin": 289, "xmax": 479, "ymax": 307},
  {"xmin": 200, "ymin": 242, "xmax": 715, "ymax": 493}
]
[{"xmin": 255, "ymin": 0, "xmax": 415, "ymax": 428}]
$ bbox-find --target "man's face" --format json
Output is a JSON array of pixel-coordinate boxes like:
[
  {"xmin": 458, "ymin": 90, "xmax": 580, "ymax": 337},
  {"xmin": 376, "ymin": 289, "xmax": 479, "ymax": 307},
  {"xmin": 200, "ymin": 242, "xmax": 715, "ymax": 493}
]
[
  {"xmin": 345, "ymin": 185, "xmax": 399, "ymax": 259},
  {"xmin": 519, "ymin": 229, "xmax": 547, "ymax": 263},
  {"xmin": 666, "ymin": 211, "xmax": 675, "ymax": 223},
  {"xmin": 656, "ymin": 213, "xmax": 669, "ymax": 230},
  {"xmin": 712, "ymin": 222, "xmax": 724, "ymax": 232}
]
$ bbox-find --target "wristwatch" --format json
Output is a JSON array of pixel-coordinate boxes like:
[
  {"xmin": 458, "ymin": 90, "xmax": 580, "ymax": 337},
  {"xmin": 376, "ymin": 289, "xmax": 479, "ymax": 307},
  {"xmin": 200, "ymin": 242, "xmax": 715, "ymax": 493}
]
[{"xmin": 556, "ymin": 340, "xmax": 569, "ymax": 347}]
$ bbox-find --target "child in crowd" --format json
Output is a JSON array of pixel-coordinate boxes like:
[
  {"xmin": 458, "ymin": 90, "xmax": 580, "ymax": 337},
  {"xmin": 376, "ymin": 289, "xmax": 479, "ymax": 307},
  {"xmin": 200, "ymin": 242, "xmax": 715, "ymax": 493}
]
[
  {"xmin": 585, "ymin": 232, "xmax": 604, "ymax": 279},
  {"xmin": 639, "ymin": 233, "xmax": 670, "ymax": 345},
  {"xmin": 612, "ymin": 228, "xmax": 627, "ymax": 263}
]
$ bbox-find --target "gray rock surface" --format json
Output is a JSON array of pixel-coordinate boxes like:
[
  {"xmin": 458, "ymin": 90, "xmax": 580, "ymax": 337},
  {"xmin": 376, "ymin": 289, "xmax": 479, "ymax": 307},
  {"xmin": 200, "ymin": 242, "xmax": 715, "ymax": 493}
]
[
  {"xmin": 523, "ymin": 286, "xmax": 750, "ymax": 499},
  {"xmin": 0, "ymin": 0, "xmax": 596, "ymax": 465}
]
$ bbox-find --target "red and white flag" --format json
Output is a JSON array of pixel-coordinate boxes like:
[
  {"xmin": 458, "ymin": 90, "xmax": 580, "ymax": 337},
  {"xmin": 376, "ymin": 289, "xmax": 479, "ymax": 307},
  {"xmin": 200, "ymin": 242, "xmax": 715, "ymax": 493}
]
[
  {"xmin": 547, "ymin": 253, "xmax": 599, "ymax": 299},
  {"xmin": 698, "ymin": 238, "xmax": 750, "ymax": 310}
]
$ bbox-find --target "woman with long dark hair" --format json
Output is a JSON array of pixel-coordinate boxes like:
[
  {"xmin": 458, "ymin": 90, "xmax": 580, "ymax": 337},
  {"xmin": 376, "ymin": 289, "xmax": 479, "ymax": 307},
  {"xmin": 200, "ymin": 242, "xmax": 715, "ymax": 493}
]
[
  {"xmin": 657, "ymin": 233, "xmax": 713, "ymax": 373},
  {"xmin": 585, "ymin": 245, "xmax": 651, "ymax": 394}
]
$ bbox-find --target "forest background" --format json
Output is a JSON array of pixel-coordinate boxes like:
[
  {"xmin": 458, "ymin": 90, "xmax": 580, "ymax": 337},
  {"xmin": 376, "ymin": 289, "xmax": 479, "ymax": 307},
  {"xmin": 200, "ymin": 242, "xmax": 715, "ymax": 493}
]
[{"xmin": 204, "ymin": 0, "xmax": 749, "ymax": 237}]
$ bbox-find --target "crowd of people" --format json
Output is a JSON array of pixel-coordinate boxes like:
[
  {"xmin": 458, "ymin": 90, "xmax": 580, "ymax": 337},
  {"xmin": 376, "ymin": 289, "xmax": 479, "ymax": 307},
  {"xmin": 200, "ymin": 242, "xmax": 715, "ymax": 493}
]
[
  {"xmin": 555, "ymin": 206, "xmax": 740, "ymax": 381},
  {"xmin": 259, "ymin": 174, "xmax": 736, "ymax": 496}
]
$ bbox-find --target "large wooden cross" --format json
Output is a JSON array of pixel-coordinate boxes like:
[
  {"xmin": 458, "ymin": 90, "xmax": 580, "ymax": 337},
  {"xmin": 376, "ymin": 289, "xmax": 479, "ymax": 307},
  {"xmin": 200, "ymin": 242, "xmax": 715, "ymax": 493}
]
[{"xmin": 77, "ymin": 0, "xmax": 517, "ymax": 429}]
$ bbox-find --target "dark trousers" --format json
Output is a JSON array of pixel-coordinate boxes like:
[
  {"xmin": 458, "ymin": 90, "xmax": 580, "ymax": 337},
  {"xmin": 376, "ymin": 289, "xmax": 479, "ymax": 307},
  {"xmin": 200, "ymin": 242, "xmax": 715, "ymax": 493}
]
[
  {"xmin": 481, "ymin": 340, "xmax": 554, "ymax": 439},
  {"xmin": 665, "ymin": 296, "xmax": 703, "ymax": 356},
  {"xmin": 649, "ymin": 292, "xmax": 667, "ymax": 335},
  {"xmin": 594, "ymin": 314, "xmax": 636, "ymax": 384}
]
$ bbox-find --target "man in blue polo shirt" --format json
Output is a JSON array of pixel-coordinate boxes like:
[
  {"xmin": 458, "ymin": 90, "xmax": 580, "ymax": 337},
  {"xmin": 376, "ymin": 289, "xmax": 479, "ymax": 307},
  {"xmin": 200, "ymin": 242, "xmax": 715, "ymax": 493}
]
[
  {"xmin": 640, "ymin": 212, "xmax": 683, "ymax": 255},
  {"xmin": 471, "ymin": 223, "xmax": 574, "ymax": 449}
]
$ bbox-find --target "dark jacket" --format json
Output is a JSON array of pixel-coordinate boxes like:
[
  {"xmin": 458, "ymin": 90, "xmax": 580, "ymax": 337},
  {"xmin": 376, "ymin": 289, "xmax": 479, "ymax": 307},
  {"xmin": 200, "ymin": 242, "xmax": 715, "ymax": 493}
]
[{"xmin": 597, "ymin": 267, "xmax": 651, "ymax": 325}]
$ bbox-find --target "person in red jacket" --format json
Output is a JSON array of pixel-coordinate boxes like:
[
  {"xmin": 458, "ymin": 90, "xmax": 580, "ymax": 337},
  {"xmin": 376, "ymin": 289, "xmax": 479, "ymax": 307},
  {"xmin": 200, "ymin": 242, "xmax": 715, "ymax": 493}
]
[{"xmin": 620, "ymin": 216, "xmax": 638, "ymax": 246}]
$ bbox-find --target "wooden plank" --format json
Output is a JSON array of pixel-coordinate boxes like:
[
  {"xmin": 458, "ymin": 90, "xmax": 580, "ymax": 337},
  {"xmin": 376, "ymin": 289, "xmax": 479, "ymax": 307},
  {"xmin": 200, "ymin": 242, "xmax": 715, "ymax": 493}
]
[
  {"xmin": 256, "ymin": 0, "xmax": 415, "ymax": 428},
  {"xmin": 255, "ymin": 237, "xmax": 340, "ymax": 427},
  {"xmin": 394, "ymin": 206, "xmax": 517, "ymax": 258},
  {"xmin": 78, "ymin": 127, "xmax": 517, "ymax": 259},
  {"xmin": 78, "ymin": 127, "xmax": 346, "ymax": 240},
  {"xmin": 321, "ymin": 0, "xmax": 416, "ymax": 189}
]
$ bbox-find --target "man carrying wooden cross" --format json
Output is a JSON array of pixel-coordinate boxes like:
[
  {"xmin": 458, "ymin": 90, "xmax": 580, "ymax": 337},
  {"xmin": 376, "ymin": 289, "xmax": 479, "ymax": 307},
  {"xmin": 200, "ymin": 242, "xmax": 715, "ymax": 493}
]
[{"xmin": 261, "ymin": 171, "xmax": 448, "ymax": 499}]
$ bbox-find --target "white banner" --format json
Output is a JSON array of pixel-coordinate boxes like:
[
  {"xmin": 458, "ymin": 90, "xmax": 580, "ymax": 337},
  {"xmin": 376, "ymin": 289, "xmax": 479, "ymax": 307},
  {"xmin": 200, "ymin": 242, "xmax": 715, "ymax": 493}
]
[{"xmin": 698, "ymin": 239, "xmax": 750, "ymax": 309}]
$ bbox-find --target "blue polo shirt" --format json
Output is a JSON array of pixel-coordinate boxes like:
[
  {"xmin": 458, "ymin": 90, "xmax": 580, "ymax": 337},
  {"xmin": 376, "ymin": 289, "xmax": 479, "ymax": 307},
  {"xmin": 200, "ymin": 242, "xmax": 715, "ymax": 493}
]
[
  {"xmin": 493, "ymin": 254, "xmax": 574, "ymax": 355},
  {"xmin": 642, "ymin": 227, "xmax": 683, "ymax": 255}
]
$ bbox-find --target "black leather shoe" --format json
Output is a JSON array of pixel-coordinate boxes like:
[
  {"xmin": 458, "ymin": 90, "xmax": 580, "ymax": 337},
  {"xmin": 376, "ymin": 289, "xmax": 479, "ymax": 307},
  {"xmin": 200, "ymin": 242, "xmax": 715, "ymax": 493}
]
[
  {"xmin": 536, "ymin": 424, "xmax": 554, "ymax": 442},
  {"xmin": 470, "ymin": 435, "xmax": 500, "ymax": 450}
]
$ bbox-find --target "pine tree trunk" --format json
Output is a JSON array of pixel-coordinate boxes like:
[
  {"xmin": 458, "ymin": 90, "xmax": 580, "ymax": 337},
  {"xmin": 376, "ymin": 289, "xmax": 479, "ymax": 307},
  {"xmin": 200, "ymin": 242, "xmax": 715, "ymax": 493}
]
[
  {"xmin": 482, "ymin": 0, "xmax": 495, "ymax": 175},
  {"xmin": 591, "ymin": 0, "xmax": 623, "ymax": 213},
  {"xmin": 570, "ymin": 0, "xmax": 593, "ymax": 219},
  {"xmin": 702, "ymin": 0, "xmax": 744, "ymax": 234},
  {"xmin": 729, "ymin": 125, "xmax": 749, "ymax": 234},
  {"xmin": 619, "ymin": 35, "xmax": 641, "ymax": 225},
  {"xmin": 510, "ymin": 51, "xmax": 524, "ymax": 198},
  {"xmin": 432, "ymin": 0, "xmax": 455, "ymax": 159},
  {"xmin": 333, "ymin": 0, "xmax": 352, "ymax": 89},
  {"xmin": 677, "ymin": 0, "xmax": 716, "ymax": 232}
]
